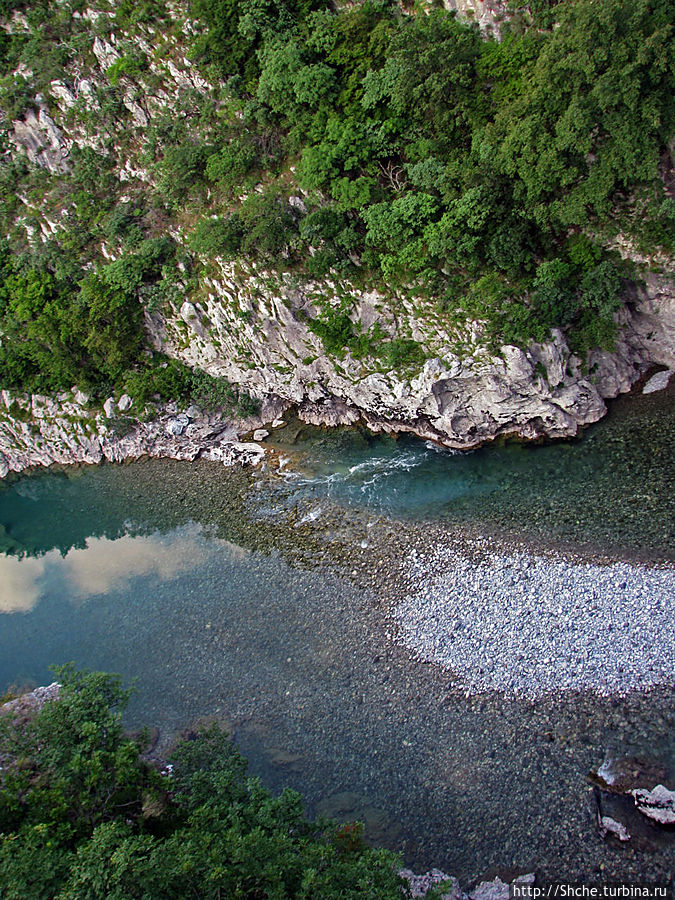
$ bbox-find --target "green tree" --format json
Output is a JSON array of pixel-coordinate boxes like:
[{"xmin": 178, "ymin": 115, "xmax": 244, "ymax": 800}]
[{"xmin": 0, "ymin": 668, "xmax": 409, "ymax": 899}]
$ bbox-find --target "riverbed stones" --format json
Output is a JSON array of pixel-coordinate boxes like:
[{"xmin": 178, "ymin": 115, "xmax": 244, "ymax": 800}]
[
  {"xmin": 392, "ymin": 545, "xmax": 675, "ymax": 698},
  {"xmin": 315, "ymin": 791, "xmax": 401, "ymax": 847}
]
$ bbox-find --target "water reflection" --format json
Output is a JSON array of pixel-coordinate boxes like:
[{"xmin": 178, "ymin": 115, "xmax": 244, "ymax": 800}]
[
  {"xmin": 0, "ymin": 554, "xmax": 45, "ymax": 612},
  {"xmin": 0, "ymin": 460, "xmax": 672, "ymax": 884},
  {"xmin": 0, "ymin": 528, "xmax": 242, "ymax": 613}
]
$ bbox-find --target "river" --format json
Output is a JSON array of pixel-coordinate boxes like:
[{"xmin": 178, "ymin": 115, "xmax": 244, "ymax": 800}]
[{"xmin": 0, "ymin": 383, "xmax": 673, "ymax": 884}]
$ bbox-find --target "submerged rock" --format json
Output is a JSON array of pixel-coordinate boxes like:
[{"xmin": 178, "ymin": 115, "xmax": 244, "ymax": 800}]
[
  {"xmin": 315, "ymin": 790, "xmax": 401, "ymax": 848},
  {"xmin": 590, "ymin": 757, "xmax": 669, "ymax": 794}
]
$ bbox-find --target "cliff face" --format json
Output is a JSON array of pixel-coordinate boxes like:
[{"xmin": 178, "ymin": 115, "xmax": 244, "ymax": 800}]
[
  {"xmin": 0, "ymin": 390, "xmax": 266, "ymax": 478},
  {"xmin": 147, "ymin": 262, "xmax": 675, "ymax": 449},
  {"xmin": 3, "ymin": 1, "xmax": 675, "ymax": 457}
]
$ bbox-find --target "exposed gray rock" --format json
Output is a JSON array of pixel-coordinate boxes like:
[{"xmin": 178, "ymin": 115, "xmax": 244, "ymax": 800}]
[
  {"xmin": 442, "ymin": 0, "xmax": 509, "ymax": 35},
  {"xmin": 591, "ymin": 757, "xmax": 669, "ymax": 794},
  {"xmin": 166, "ymin": 413, "xmax": 189, "ymax": 435},
  {"xmin": 642, "ymin": 370, "xmax": 674, "ymax": 394},
  {"xmin": 1, "ymin": 683, "xmax": 60, "ymax": 717},
  {"xmin": 0, "ymin": 391, "xmax": 266, "ymax": 478},
  {"xmin": 252, "ymin": 429, "xmax": 269, "ymax": 441},
  {"xmin": 117, "ymin": 393, "xmax": 133, "ymax": 412},
  {"xmin": 11, "ymin": 106, "xmax": 69, "ymax": 174},
  {"xmin": 147, "ymin": 260, "xmax": 675, "ymax": 451},
  {"xmin": 469, "ymin": 874, "xmax": 535, "ymax": 900},
  {"xmin": 631, "ymin": 784, "xmax": 675, "ymax": 825},
  {"xmin": 399, "ymin": 868, "xmax": 466, "ymax": 900},
  {"xmin": 103, "ymin": 397, "xmax": 116, "ymax": 417},
  {"xmin": 599, "ymin": 815, "xmax": 631, "ymax": 842},
  {"xmin": 92, "ymin": 35, "xmax": 120, "ymax": 70}
]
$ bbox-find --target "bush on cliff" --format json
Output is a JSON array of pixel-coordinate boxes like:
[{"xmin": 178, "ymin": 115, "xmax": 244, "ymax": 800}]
[{"xmin": 0, "ymin": 667, "xmax": 406, "ymax": 899}]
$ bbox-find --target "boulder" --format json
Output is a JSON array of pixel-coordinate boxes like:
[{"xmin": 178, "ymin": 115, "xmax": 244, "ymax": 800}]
[
  {"xmin": 598, "ymin": 815, "xmax": 631, "ymax": 842},
  {"xmin": 631, "ymin": 784, "xmax": 675, "ymax": 825},
  {"xmin": 642, "ymin": 370, "xmax": 674, "ymax": 394},
  {"xmin": 590, "ymin": 757, "xmax": 669, "ymax": 794}
]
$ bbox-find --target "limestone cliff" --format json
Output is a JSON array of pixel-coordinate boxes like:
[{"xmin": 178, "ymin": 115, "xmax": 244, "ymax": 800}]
[
  {"xmin": 2, "ymin": 0, "xmax": 675, "ymax": 463},
  {"xmin": 145, "ymin": 260, "xmax": 675, "ymax": 449}
]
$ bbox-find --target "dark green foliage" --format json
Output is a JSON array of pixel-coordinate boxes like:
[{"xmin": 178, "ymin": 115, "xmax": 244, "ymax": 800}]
[
  {"xmin": 0, "ymin": 236, "xmax": 169, "ymax": 394},
  {"xmin": 157, "ymin": 141, "xmax": 210, "ymax": 207},
  {"xmin": 205, "ymin": 134, "xmax": 259, "ymax": 193},
  {"xmin": 0, "ymin": 668, "xmax": 407, "ymax": 899},
  {"xmin": 106, "ymin": 51, "xmax": 148, "ymax": 87},
  {"xmin": 191, "ymin": 191, "xmax": 299, "ymax": 263},
  {"xmin": 307, "ymin": 302, "xmax": 357, "ymax": 357},
  {"xmin": 488, "ymin": 0, "xmax": 675, "ymax": 229},
  {"xmin": 122, "ymin": 358, "xmax": 259, "ymax": 416},
  {"xmin": 0, "ymin": 0, "xmax": 673, "ymax": 386},
  {"xmin": 188, "ymin": 0, "xmax": 331, "ymax": 81},
  {"xmin": 182, "ymin": 0, "xmax": 671, "ymax": 351}
]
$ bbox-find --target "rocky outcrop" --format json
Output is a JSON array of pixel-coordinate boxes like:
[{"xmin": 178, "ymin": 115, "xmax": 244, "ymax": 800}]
[
  {"xmin": 631, "ymin": 785, "xmax": 675, "ymax": 826},
  {"xmin": 10, "ymin": 102, "xmax": 70, "ymax": 174},
  {"xmin": 1, "ymin": 683, "xmax": 61, "ymax": 717},
  {"xmin": 147, "ymin": 263, "xmax": 675, "ymax": 451},
  {"xmin": 589, "ymin": 756, "xmax": 675, "ymax": 841},
  {"xmin": 0, "ymin": 391, "xmax": 267, "ymax": 479},
  {"xmin": 400, "ymin": 869, "xmax": 536, "ymax": 900},
  {"xmin": 442, "ymin": 0, "xmax": 509, "ymax": 36}
]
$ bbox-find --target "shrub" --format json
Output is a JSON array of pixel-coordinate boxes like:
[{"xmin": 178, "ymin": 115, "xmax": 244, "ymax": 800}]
[{"xmin": 0, "ymin": 667, "xmax": 407, "ymax": 899}]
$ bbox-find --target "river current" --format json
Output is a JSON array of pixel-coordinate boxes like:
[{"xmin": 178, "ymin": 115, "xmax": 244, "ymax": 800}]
[{"xmin": 0, "ymin": 383, "xmax": 673, "ymax": 883}]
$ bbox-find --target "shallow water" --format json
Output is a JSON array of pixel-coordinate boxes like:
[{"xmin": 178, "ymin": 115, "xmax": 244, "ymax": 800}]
[
  {"xmin": 264, "ymin": 381, "xmax": 675, "ymax": 561},
  {"xmin": 0, "ymin": 387, "xmax": 674, "ymax": 883}
]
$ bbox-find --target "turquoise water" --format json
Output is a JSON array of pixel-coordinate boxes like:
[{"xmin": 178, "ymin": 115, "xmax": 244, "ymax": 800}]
[
  {"xmin": 0, "ymin": 386, "xmax": 674, "ymax": 882},
  {"xmin": 264, "ymin": 381, "xmax": 675, "ymax": 560}
]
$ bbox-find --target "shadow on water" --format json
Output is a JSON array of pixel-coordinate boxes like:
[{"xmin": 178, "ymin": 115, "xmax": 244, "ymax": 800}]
[{"xmin": 0, "ymin": 384, "xmax": 673, "ymax": 883}]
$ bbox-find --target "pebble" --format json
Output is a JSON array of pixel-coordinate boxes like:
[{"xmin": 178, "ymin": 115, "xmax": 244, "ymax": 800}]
[{"xmin": 391, "ymin": 543, "xmax": 675, "ymax": 698}]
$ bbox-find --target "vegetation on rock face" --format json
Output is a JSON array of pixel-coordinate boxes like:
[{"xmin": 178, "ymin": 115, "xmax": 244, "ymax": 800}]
[
  {"xmin": 0, "ymin": 0, "xmax": 673, "ymax": 395},
  {"xmin": 0, "ymin": 667, "xmax": 410, "ymax": 899}
]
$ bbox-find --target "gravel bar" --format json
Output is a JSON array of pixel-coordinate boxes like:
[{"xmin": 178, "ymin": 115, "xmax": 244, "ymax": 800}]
[{"xmin": 392, "ymin": 541, "xmax": 675, "ymax": 698}]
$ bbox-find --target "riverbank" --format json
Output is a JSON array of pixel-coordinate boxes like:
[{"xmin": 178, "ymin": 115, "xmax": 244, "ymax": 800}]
[{"xmin": 0, "ymin": 389, "xmax": 272, "ymax": 479}]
